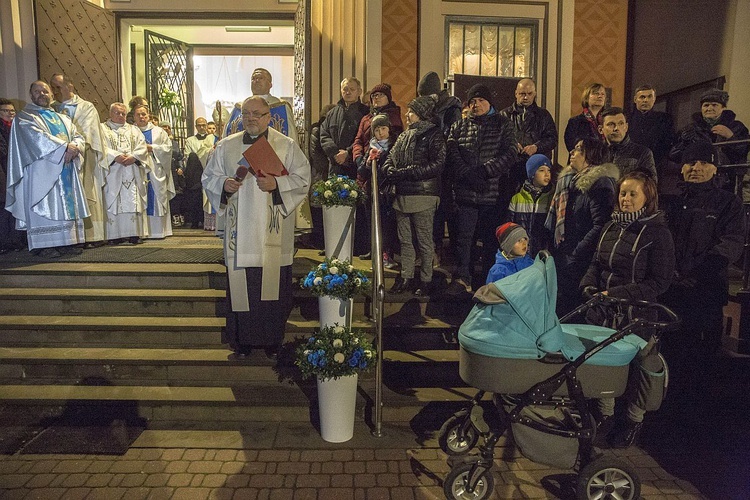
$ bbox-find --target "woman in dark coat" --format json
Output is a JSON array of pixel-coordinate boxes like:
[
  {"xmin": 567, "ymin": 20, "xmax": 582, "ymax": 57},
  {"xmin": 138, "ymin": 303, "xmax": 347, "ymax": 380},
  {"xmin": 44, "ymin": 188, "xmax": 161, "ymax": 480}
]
[
  {"xmin": 382, "ymin": 96, "xmax": 446, "ymax": 296},
  {"xmin": 579, "ymin": 170, "xmax": 675, "ymax": 449},
  {"xmin": 547, "ymin": 138, "xmax": 619, "ymax": 315},
  {"xmin": 563, "ymin": 82, "xmax": 607, "ymax": 152}
]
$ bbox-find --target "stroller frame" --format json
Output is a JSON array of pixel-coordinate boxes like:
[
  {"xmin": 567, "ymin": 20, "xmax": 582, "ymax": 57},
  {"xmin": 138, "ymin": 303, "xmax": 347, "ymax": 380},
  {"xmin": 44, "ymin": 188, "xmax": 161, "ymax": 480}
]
[{"xmin": 441, "ymin": 294, "xmax": 679, "ymax": 500}]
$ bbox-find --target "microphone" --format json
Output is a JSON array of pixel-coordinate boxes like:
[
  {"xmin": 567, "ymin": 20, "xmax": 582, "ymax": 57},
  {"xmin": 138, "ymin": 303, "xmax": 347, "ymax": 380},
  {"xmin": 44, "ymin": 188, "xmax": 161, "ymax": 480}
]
[{"xmin": 234, "ymin": 166, "xmax": 249, "ymax": 182}]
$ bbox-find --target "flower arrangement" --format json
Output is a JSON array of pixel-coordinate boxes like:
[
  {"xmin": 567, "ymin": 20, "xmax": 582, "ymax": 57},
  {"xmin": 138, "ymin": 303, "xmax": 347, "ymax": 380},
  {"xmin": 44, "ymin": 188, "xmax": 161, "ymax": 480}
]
[
  {"xmin": 158, "ymin": 88, "xmax": 182, "ymax": 110},
  {"xmin": 296, "ymin": 324, "xmax": 376, "ymax": 380},
  {"xmin": 301, "ymin": 257, "xmax": 370, "ymax": 300},
  {"xmin": 310, "ymin": 175, "xmax": 364, "ymax": 208}
]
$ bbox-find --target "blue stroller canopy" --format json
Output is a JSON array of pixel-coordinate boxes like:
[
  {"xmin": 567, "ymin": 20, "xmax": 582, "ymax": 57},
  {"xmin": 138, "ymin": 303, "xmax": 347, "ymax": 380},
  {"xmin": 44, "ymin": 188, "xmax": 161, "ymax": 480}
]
[{"xmin": 458, "ymin": 255, "xmax": 646, "ymax": 366}]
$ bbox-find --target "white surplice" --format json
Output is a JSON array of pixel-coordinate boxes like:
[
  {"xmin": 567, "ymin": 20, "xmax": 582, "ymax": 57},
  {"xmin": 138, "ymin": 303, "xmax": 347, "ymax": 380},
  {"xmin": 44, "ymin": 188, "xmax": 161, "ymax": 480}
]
[{"xmin": 139, "ymin": 123, "xmax": 174, "ymax": 239}]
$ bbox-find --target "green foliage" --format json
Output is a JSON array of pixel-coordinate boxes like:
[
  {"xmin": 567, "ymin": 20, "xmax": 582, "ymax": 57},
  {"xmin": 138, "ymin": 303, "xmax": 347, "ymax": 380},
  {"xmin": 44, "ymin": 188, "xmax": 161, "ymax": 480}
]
[
  {"xmin": 310, "ymin": 175, "xmax": 364, "ymax": 208},
  {"xmin": 301, "ymin": 257, "xmax": 370, "ymax": 300},
  {"xmin": 295, "ymin": 324, "xmax": 376, "ymax": 380}
]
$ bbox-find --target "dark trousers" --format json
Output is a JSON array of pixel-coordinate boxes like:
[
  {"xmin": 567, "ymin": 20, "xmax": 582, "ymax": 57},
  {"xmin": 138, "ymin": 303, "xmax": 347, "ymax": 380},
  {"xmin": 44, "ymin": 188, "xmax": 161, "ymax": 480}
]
[
  {"xmin": 454, "ymin": 203, "xmax": 506, "ymax": 286},
  {"xmin": 0, "ymin": 208, "xmax": 26, "ymax": 250}
]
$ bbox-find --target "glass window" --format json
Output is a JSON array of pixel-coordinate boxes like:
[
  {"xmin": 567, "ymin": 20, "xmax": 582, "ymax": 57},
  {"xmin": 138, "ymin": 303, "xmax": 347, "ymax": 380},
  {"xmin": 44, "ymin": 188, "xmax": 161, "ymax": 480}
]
[{"xmin": 446, "ymin": 18, "xmax": 536, "ymax": 78}]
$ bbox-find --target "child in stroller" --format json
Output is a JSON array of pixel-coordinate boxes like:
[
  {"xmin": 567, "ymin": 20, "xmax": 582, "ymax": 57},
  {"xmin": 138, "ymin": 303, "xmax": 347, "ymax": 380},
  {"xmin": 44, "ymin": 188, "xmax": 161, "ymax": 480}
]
[{"xmin": 439, "ymin": 252, "xmax": 678, "ymax": 500}]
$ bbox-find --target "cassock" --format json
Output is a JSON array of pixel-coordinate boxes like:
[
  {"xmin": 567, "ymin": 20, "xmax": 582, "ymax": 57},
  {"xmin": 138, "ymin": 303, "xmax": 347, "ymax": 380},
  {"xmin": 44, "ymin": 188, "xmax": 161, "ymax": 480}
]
[
  {"xmin": 138, "ymin": 123, "xmax": 174, "ymax": 239},
  {"xmin": 202, "ymin": 127, "xmax": 310, "ymax": 349},
  {"xmin": 100, "ymin": 120, "xmax": 150, "ymax": 239},
  {"xmin": 184, "ymin": 133, "xmax": 217, "ymax": 219},
  {"xmin": 5, "ymin": 104, "xmax": 89, "ymax": 250},
  {"xmin": 55, "ymin": 94, "xmax": 106, "ymax": 242}
]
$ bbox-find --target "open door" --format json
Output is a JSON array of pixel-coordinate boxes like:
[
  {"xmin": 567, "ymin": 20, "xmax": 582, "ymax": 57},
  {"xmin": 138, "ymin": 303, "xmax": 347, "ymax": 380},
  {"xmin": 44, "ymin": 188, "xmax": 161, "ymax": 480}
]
[
  {"xmin": 144, "ymin": 30, "xmax": 194, "ymax": 147},
  {"xmin": 34, "ymin": 0, "xmax": 118, "ymax": 118}
]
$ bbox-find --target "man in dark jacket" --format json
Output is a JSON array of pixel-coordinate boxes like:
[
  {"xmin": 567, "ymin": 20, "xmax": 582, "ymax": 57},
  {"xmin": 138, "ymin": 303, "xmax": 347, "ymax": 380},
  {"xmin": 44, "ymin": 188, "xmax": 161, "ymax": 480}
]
[
  {"xmin": 500, "ymin": 78, "xmax": 558, "ymax": 166},
  {"xmin": 417, "ymin": 71, "xmax": 463, "ymax": 266},
  {"xmin": 601, "ymin": 107, "xmax": 657, "ymax": 179},
  {"xmin": 319, "ymin": 77, "xmax": 370, "ymax": 179},
  {"xmin": 447, "ymin": 84, "xmax": 518, "ymax": 291},
  {"xmin": 670, "ymin": 89, "xmax": 749, "ymax": 194},
  {"xmin": 664, "ymin": 141, "xmax": 744, "ymax": 355},
  {"xmin": 628, "ymin": 85, "xmax": 675, "ymax": 170}
]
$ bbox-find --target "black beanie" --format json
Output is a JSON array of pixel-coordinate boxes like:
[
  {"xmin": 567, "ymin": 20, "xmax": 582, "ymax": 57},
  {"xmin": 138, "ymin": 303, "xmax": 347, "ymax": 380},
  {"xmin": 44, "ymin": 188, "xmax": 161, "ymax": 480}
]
[
  {"xmin": 466, "ymin": 84, "xmax": 493, "ymax": 105},
  {"xmin": 408, "ymin": 95, "xmax": 436, "ymax": 121},
  {"xmin": 681, "ymin": 141, "xmax": 716, "ymax": 164},
  {"xmin": 418, "ymin": 72, "xmax": 442, "ymax": 97}
]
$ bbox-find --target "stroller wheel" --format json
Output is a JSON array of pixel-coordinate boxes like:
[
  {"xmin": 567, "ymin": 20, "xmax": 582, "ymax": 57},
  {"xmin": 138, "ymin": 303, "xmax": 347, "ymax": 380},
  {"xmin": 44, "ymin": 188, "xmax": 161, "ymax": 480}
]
[
  {"xmin": 443, "ymin": 461, "xmax": 495, "ymax": 500},
  {"xmin": 438, "ymin": 413, "xmax": 479, "ymax": 455},
  {"xmin": 576, "ymin": 457, "xmax": 641, "ymax": 500}
]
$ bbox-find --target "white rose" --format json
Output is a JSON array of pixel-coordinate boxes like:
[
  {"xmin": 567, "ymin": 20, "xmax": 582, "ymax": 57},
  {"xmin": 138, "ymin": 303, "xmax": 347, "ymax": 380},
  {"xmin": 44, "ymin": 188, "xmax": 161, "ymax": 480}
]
[
  {"xmin": 333, "ymin": 353, "xmax": 345, "ymax": 363},
  {"xmin": 324, "ymin": 190, "xmax": 332, "ymax": 198},
  {"xmin": 355, "ymin": 278, "xmax": 362, "ymax": 286},
  {"xmin": 352, "ymin": 337, "xmax": 359, "ymax": 344},
  {"xmin": 329, "ymin": 266, "xmax": 339, "ymax": 275},
  {"xmin": 333, "ymin": 326, "xmax": 345, "ymax": 334},
  {"xmin": 313, "ymin": 277, "xmax": 322, "ymax": 285},
  {"xmin": 325, "ymin": 180, "xmax": 332, "ymax": 186},
  {"xmin": 365, "ymin": 350, "xmax": 372, "ymax": 358},
  {"xmin": 303, "ymin": 350, "xmax": 311, "ymax": 355},
  {"xmin": 332, "ymin": 339, "xmax": 343, "ymax": 347},
  {"xmin": 350, "ymin": 190, "xmax": 358, "ymax": 199}
]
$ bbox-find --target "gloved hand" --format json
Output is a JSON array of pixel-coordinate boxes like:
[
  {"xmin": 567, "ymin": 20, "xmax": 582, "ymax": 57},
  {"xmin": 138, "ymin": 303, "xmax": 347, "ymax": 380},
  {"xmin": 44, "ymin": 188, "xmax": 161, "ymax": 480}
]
[{"xmin": 582, "ymin": 286, "xmax": 599, "ymax": 299}]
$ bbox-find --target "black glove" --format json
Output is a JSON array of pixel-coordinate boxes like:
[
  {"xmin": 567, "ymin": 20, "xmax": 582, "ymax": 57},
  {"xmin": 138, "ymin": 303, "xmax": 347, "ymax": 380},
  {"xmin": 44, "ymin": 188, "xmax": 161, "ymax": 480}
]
[{"xmin": 582, "ymin": 286, "xmax": 599, "ymax": 299}]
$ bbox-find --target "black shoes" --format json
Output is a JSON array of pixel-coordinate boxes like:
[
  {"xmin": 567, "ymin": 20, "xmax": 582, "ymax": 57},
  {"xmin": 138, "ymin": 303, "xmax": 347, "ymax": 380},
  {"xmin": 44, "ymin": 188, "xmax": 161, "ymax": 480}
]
[
  {"xmin": 414, "ymin": 281, "xmax": 433, "ymax": 296},
  {"xmin": 608, "ymin": 418, "xmax": 643, "ymax": 448},
  {"xmin": 389, "ymin": 277, "xmax": 415, "ymax": 294}
]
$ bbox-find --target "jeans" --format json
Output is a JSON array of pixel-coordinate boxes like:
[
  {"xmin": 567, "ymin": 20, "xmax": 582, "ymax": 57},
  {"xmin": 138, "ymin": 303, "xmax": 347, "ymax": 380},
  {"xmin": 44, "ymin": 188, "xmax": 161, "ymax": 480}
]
[{"xmin": 454, "ymin": 203, "xmax": 506, "ymax": 284}]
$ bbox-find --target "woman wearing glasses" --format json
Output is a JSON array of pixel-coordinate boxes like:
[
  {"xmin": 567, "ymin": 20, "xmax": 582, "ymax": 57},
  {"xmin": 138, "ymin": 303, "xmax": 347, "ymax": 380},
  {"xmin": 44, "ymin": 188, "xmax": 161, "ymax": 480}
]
[{"xmin": 563, "ymin": 82, "xmax": 607, "ymax": 152}]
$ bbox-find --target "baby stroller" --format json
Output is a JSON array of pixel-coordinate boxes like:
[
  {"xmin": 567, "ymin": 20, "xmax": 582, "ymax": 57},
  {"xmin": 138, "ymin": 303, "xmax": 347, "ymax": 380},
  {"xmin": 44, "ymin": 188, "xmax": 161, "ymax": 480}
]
[{"xmin": 439, "ymin": 252, "xmax": 678, "ymax": 500}]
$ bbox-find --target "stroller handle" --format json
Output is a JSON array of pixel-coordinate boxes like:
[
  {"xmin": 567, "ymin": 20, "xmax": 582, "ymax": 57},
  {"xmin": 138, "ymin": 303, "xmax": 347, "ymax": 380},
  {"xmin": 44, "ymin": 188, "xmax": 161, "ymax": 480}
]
[{"xmin": 586, "ymin": 293, "xmax": 681, "ymax": 332}]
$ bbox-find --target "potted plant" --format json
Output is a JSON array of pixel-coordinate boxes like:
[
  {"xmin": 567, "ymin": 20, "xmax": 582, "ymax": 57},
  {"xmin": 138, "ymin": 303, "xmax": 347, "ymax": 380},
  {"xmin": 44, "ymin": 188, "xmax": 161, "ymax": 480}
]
[
  {"xmin": 296, "ymin": 324, "xmax": 376, "ymax": 442},
  {"xmin": 301, "ymin": 256, "xmax": 370, "ymax": 328},
  {"xmin": 310, "ymin": 175, "xmax": 364, "ymax": 260}
]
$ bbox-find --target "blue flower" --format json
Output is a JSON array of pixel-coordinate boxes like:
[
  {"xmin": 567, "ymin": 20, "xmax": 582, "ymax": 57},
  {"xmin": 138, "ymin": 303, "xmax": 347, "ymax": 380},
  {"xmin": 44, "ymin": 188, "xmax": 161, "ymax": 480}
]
[
  {"xmin": 348, "ymin": 349, "xmax": 362, "ymax": 367},
  {"xmin": 312, "ymin": 192, "xmax": 319, "ymax": 197},
  {"xmin": 331, "ymin": 275, "xmax": 345, "ymax": 286},
  {"xmin": 339, "ymin": 189, "xmax": 349, "ymax": 198},
  {"xmin": 341, "ymin": 274, "xmax": 348, "ymax": 280}
]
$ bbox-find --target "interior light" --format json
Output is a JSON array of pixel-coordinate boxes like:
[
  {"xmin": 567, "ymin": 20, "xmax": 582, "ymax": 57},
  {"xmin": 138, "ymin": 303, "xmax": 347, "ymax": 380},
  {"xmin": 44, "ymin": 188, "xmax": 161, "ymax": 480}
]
[{"xmin": 224, "ymin": 26, "xmax": 272, "ymax": 33}]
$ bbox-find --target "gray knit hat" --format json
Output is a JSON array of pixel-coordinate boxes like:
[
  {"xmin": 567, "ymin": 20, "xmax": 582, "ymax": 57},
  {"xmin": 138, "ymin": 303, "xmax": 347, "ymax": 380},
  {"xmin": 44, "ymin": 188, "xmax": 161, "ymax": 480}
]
[
  {"xmin": 371, "ymin": 113, "xmax": 390, "ymax": 131},
  {"xmin": 495, "ymin": 222, "xmax": 528, "ymax": 255},
  {"xmin": 408, "ymin": 95, "xmax": 436, "ymax": 121},
  {"xmin": 700, "ymin": 88, "xmax": 729, "ymax": 106}
]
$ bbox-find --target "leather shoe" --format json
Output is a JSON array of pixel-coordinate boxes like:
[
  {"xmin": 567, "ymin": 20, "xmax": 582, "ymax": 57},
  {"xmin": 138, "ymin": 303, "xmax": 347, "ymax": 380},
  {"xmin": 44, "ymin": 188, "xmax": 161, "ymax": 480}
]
[
  {"xmin": 414, "ymin": 281, "xmax": 433, "ymax": 296},
  {"xmin": 608, "ymin": 418, "xmax": 643, "ymax": 448},
  {"xmin": 390, "ymin": 277, "xmax": 415, "ymax": 294}
]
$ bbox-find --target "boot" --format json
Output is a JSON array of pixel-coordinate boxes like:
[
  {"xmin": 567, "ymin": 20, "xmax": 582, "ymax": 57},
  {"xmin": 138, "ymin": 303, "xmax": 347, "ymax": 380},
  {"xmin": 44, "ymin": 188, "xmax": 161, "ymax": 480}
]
[{"xmin": 608, "ymin": 418, "xmax": 643, "ymax": 449}]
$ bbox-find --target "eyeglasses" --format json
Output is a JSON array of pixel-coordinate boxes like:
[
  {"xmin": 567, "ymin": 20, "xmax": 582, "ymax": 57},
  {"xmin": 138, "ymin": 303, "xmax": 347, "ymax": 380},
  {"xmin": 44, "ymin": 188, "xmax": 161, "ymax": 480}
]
[
  {"xmin": 241, "ymin": 111, "xmax": 270, "ymax": 119},
  {"xmin": 370, "ymin": 92, "xmax": 386, "ymax": 99}
]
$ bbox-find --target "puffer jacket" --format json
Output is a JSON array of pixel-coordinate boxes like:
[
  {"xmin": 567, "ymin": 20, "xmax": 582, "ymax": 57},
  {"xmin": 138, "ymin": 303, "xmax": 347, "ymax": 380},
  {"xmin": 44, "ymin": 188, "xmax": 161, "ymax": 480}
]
[
  {"xmin": 666, "ymin": 180, "xmax": 745, "ymax": 306},
  {"xmin": 580, "ymin": 211, "xmax": 675, "ymax": 301},
  {"xmin": 434, "ymin": 91, "xmax": 463, "ymax": 136},
  {"xmin": 556, "ymin": 163, "xmax": 620, "ymax": 271},
  {"xmin": 446, "ymin": 111, "xmax": 518, "ymax": 205},
  {"xmin": 609, "ymin": 135, "xmax": 657, "ymax": 179},
  {"xmin": 508, "ymin": 181, "xmax": 554, "ymax": 255},
  {"xmin": 500, "ymin": 102, "xmax": 558, "ymax": 159},
  {"xmin": 381, "ymin": 123, "xmax": 445, "ymax": 197}
]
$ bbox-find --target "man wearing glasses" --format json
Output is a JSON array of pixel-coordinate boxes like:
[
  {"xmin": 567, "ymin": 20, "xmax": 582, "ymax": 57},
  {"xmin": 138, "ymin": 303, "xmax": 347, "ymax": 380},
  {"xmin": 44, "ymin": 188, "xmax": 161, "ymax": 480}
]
[{"xmin": 202, "ymin": 96, "xmax": 310, "ymax": 360}]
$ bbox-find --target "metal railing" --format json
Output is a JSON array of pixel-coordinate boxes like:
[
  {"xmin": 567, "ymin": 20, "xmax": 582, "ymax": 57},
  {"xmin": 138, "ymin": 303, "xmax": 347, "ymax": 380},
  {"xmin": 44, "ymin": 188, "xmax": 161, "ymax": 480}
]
[{"xmin": 368, "ymin": 157, "xmax": 386, "ymax": 437}]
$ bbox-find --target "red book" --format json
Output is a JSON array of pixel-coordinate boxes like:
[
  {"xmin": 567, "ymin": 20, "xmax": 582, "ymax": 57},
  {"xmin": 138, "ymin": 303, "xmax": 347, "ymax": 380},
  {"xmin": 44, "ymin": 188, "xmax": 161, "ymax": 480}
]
[{"xmin": 242, "ymin": 135, "xmax": 288, "ymax": 177}]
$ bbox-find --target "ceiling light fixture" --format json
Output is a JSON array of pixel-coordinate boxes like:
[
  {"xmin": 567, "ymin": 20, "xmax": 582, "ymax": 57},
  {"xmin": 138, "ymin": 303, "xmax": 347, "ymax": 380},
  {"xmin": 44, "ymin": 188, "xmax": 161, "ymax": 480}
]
[{"xmin": 224, "ymin": 26, "xmax": 272, "ymax": 33}]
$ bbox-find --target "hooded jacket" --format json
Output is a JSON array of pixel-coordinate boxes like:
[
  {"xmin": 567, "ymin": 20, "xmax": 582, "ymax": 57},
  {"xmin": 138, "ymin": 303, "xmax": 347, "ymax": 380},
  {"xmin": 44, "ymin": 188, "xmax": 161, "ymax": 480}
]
[
  {"xmin": 556, "ymin": 163, "xmax": 619, "ymax": 270},
  {"xmin": 581, "ymin": 211, "xmax": 675, "ymax": 301},
  {"xmin": 446, "ymin": 111, "xmax": 518, "ymax": 205},
  {"xmin": 381, "ymin": 123, "xmax": 445, "ymax": 197}
]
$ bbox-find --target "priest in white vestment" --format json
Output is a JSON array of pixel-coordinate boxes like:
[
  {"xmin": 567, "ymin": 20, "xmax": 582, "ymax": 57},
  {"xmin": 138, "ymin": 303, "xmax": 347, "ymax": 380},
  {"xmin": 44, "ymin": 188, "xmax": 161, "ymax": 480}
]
[
  {"xmin": 5, "ymin": 81, "xmax": 89, "ymax": 258},
  {"xmin": 133, "ymin": 104, "xmax": 174, "ymax": 239},
  {"xmin": 203, "ymin": 96, "xmax": 310, "ymax": 358},
  {"xmin": 50, "ymin": 73, "xmax": 106, "ymax": 246},
  {"xmin": 100, "ymin": 103, "xmax": 150, "ymax": 243}
]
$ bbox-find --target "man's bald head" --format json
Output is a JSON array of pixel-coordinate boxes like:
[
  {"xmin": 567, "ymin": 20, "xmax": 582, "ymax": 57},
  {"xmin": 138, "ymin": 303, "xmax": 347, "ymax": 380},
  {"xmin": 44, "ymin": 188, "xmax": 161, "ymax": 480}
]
[{"xmin": 515, "ymin": 78, "xmax": 537, "ymax": 107}]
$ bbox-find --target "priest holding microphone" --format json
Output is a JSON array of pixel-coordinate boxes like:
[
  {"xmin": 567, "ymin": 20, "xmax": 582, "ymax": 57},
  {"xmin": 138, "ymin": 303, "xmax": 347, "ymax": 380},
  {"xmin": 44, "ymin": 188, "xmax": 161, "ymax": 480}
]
[{"xmin": 202, "ymin": 96, "xmax": 310, "ymax": 359}]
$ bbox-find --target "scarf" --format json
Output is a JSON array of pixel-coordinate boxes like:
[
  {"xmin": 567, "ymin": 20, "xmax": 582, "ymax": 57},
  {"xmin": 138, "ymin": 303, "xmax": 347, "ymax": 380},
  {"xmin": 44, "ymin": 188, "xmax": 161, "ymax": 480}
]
[
  {"xmin": 582, "ymin": 107, "xmax": 604, "ymax": 141},
  {"xmin": 611, "ymin": 207, "xmax": 646, "ymax": 229},
  {"xmin": 545, "ymin": 169, "xmax": 576, "ymax": 246},
  {"xmin": 389, "ymin": 120, "xmax": 434, "ymax": 169}
]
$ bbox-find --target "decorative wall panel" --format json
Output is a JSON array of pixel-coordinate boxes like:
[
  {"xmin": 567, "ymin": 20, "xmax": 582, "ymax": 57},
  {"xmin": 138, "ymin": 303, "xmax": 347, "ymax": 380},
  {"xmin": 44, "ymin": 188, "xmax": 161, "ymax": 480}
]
[
  {"xmin": 381, "ymin": 0, "xmax": 419, "ymax": 119},
  {"xmin": 294, "ymin": 0, "xmax": 310, "ymax": 148},
  {"xmin": 570, "ymin": 0, "xmax": 628, "ymax": 114},
  {"xmin": 34, "ymin": 0, "xmax": 118, "ymax": 119}
]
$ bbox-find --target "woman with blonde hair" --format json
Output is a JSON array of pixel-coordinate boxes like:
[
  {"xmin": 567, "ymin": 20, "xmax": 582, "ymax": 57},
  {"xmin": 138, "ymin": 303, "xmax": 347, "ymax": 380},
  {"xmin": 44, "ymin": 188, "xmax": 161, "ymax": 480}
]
[{"xmin": 563, "ymin": 82, "xmax": 607, "ymax": 152}]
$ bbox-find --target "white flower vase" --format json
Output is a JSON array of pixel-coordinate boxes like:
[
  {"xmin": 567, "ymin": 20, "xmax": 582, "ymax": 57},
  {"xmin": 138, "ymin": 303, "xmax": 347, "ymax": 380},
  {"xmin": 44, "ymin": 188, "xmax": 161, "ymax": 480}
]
[
  {"xmin": 323, "ymin": 205, "xmax": 355, "ymax": 260},
  {"xmin": 318, "ymin": 296, "xmax": 352, "ymax": 329},
  {"xmin": 317, "ymin": 373, "xmax": 358, "ymax": 442}
]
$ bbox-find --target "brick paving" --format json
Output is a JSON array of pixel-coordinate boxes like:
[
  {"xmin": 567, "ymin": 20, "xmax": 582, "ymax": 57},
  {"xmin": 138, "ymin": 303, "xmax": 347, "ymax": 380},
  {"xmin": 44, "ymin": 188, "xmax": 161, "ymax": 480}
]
[{"xmin": 0, "ymin": 428, "xmax": 708, "ymax": 500}]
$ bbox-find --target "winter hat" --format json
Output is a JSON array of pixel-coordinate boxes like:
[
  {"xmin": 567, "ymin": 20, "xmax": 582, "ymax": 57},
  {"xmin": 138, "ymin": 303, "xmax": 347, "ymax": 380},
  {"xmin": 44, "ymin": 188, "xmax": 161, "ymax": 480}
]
[
  {"xmin": 408, "ymin": 95, "xmax": 436, "ymax": 121},
  {"xmin": 700, "ymin": 88, "xmax": 729, "ymax": 106},
  {"xmin": 495, "ymin": 222, "xmax": 528, "ymax": 255},
  {"xmin": 681, "ymin": 140, "xmax": 716, "ymax": 164},
  {"xmin": 371, "ymin": 113, "xmax": 391, "ymax": 131},
  {"xmin": 526, "ymin": 154, "xmax": 552, "ymax": 180},
  {"xmin": 369, "ymin": 83, "xmax": 392, "ymax": 103},
  {"xmin": 466, "ymin": 84, "xmax": 493, "ymax": 105},
  {"xmin": 158, "ymin": 121, "xmax": 171, "ymax": 128},
  {"xmin": 418, "ymin": 72, "xmax": 442, "ymax": 97}
]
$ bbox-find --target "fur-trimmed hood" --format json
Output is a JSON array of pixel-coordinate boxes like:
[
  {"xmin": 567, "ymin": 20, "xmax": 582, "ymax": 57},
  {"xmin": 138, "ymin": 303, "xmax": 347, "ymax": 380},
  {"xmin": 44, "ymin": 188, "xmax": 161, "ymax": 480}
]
[{"xmin": 562, "ymin": 162, "xmax": 620, "ymax": 193}]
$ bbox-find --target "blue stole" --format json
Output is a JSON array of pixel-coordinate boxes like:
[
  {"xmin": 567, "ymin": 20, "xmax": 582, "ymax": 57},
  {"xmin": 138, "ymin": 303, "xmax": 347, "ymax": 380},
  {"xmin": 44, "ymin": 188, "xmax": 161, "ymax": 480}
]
[
  {"xmin": 59, "ymin": 103, "xmax": 77, "ymax": 120},
  {"xmin": 269, "ymin": 102, "xmax": 289, "ymax": 136},
  {"xmin": 142, "ymin": 128, "xmax": 156, "ymax": 216},
  {"xmin": 39, "ymin": 108, "xmax": 76, "ymax": 218}
]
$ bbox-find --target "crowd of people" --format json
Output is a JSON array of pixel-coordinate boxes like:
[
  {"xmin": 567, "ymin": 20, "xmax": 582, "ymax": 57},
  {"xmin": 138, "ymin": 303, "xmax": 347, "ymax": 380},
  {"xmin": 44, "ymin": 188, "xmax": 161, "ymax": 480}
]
[{"xmin": 2, "ymin": 70, "xmax": 749, "ymax": 440}]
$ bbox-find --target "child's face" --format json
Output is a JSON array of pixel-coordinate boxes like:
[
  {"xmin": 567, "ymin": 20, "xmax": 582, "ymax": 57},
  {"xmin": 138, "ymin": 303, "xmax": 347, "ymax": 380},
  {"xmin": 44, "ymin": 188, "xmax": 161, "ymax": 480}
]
[
  {"xmin": 532, "ymin": 166, "xmax": 551, "ymax": 187},
  {"xmin": 511, "ymin": 237, "xmax": 528, "ymax": 257},
  {"xmin": 373, "ymin": 125, "xmax": 390, "ymax": 141}
]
